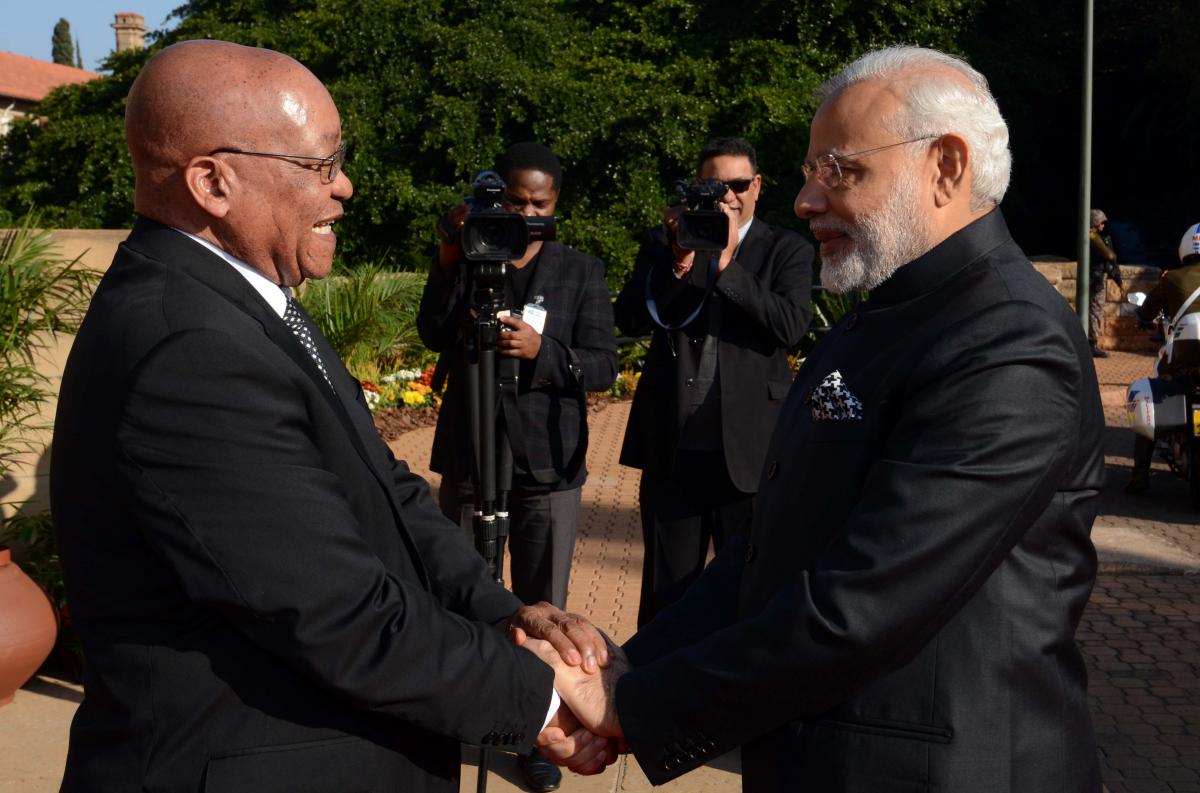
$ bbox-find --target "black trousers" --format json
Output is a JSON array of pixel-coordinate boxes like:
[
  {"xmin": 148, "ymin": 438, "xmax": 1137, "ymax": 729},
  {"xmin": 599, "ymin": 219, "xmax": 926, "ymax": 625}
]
[
  {"xmin": 439, "ymin": 478, "xmax": 580, "ymax": 610},
  {"xmin": 636, "ymin": 449, "xmax": 753, "ymax": 628}
]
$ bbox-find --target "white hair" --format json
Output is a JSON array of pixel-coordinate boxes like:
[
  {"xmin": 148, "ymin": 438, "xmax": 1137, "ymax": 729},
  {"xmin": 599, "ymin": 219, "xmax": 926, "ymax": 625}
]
[{"xmin": 817, "ymin": 46, "xmax": 1011, "ymax": 211}]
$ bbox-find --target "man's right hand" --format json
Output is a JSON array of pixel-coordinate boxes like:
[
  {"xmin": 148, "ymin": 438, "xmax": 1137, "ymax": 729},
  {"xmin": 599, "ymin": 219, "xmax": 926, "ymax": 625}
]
[
  {"xmin": 522, "ymin": 637, "xmax": 628, "ymax": 739},
  {"xmin": 435, "ymin": 201, "xmax": 469, "ymax": 273},
  {"xmin": 664, "ymin": 206, "xmax": 697, "ymax": 278}
]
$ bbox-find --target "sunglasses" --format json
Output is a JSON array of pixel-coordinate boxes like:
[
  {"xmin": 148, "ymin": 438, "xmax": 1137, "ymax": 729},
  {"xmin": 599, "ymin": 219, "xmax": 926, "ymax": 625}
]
[{"xmin": 724, "ymin": 177, "xmax": 756, "ymax": 194}]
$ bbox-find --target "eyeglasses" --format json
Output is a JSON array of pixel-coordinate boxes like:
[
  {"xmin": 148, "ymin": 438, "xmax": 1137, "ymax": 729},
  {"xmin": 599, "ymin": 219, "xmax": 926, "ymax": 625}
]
[
  {"xmin": 800, "ymin": 135, "xmax": 939, "ymax": 189},
  {"xmin": 694, "ymin": 177, "xmax": 756, "ymax": 194},
  {"xmin": 723, "ymin": 177, "xmax": 756, "ymax": 194},
  {"xmin": 208, "ymin": 140, "xmax": 348, "ymax": 183}
]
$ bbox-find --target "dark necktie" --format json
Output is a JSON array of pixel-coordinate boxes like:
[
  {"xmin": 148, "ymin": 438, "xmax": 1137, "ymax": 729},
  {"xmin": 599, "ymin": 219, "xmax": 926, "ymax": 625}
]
[{"xmin": 283, "ymin": 296, "xmax": 335, "ymax": 393}]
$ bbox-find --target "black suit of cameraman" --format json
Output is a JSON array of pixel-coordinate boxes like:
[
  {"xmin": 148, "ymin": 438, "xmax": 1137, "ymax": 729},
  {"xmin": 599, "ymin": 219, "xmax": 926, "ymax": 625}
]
[
  {"xmin": 613, "ymin": 139, "xmax": 814, "ymax": 626},
  {"xmin": 417, "ymin": 158, "xmax": 617, "ymax": 614}
]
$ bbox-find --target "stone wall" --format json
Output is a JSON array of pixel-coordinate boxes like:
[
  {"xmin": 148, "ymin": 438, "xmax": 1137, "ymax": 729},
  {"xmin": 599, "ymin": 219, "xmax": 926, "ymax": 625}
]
[
  {"xmin": 2, "ymin": 230, "xmax": 128, "ymax": 521},
  {"xmin": 1031, "ymin": 261, "xmax": 1161, "ymax": 353}
]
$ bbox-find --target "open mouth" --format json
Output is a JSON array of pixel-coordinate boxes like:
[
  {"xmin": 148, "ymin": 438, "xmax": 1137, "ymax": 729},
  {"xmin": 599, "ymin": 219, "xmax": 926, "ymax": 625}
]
[{"xmin": 313, "ymin": 219, "xmax": 336, "ymax": 235}]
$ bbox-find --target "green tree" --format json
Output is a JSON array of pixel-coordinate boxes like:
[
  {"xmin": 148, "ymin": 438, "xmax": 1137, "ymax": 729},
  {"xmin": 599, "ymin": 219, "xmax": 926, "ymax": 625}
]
[
  {"xmin": 51, "ymin": 18, "xmax": 75, "ymax": 66},
  {"xmin": 4, "ymin": 0, "xmax": 983, "ymax": 284},
  {"xmin": 75, "ymin": 37, "xmax": 83, "ymax": 70}
]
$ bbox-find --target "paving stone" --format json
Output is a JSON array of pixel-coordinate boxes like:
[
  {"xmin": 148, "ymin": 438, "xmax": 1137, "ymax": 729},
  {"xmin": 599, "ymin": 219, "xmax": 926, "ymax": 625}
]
[{"xmin": 6, "ymin": 356, "xmax": 1200, "ymax": 793}]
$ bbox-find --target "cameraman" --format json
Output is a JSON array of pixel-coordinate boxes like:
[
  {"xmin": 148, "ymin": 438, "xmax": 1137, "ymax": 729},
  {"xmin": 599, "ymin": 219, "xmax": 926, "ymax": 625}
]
[
  {"xmin": 416, "ymin": 142, "xmax": 616, "ymax": 792},
  {"xmin": 614, "ymin": 137, "xmax": 814, "ymax": 626}
]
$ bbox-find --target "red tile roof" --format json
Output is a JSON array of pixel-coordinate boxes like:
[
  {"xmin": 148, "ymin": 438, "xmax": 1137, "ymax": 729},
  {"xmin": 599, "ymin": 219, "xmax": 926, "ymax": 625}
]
[{"xmin": 0, "ymin": 51, "xmax": 100, "ymax": 104}]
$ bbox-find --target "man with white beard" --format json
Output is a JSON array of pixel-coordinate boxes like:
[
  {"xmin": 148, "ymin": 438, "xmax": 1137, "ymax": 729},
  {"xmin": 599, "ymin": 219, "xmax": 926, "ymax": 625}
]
[{"xmin": 528, "ymin": 45, "xmax": 1106, "ymax": 793}]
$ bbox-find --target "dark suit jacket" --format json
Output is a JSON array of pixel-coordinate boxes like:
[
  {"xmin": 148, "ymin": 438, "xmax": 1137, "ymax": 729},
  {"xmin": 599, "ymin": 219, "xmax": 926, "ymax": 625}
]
[
  {"xmin": 417, "ymin": 242, "xmax": 617, "ymax": 486},
  {"xmin": 613, "ymin": 210, "xmax": 1104, "ymax": 793},
  {"xmin": 50, "ymin": 219, "xmax": 553, "ymax": 793},
  {"xmin": 614, "ymin": 219, "xmax": 813, "ymax": 492}
]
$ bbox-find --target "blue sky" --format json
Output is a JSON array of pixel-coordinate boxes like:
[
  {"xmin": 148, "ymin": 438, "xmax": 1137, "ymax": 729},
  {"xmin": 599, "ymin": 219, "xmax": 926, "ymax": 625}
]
[{"xmin": 1, "ymin": 2, "xmax": 183, "ymax": 71}]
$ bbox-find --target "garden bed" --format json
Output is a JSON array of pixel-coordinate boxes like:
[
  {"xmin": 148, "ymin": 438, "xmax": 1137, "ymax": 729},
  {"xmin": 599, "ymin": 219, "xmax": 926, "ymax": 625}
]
[{"xmin": 371, "ymin": 392, "xmax": 626, "ymax": 443}]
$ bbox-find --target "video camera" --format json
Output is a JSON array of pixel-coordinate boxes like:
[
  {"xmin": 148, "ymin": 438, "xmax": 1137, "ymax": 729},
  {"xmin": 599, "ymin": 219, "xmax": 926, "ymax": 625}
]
[
  {"xmin": 461, "ymin": 171, "xmax": 556, "ymax": 263},
  {"xmin": 673, "ymin": 179, "xmax": 730, "ymax": 251}
]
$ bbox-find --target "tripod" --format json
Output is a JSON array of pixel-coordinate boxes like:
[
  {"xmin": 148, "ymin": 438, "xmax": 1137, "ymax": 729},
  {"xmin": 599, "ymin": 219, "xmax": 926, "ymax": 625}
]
[{"xmin": 463, "ymin": 260, "xmax": 517, "ymax": 792}]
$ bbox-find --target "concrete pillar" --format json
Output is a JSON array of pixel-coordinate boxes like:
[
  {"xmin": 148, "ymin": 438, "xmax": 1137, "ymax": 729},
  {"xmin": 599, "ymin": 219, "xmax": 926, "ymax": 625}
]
[{"xmin": 112, "ymin": 12, "xmax": 147, "ymax": 53}]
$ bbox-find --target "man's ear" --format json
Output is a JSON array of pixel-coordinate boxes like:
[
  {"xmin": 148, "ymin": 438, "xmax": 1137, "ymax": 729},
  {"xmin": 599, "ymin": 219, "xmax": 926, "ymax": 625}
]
[
  {"xmin": 183, "ymin": 156, "xmax": 233, "ymax": 218},
  {"xmin": 932, "ymin": 133, "xmax": 969, "ymax": 209}
]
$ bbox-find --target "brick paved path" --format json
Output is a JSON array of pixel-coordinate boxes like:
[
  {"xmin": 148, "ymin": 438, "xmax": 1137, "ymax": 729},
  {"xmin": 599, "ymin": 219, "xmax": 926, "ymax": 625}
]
[
  {"xmin": 1086, "ymin": 575, "xmax": 1200, "ymax": 792},
  {"xmin": 2, "ymin": 352, "xmax": 1196, "ymax": 793}
]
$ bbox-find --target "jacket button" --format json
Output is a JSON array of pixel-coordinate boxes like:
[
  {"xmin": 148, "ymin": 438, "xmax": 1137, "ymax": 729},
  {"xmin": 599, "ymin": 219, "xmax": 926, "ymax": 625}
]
[
  {"xmin": 767, "ymin": 461, "xmax": 778, "ymax": 479},
  {"xmin": 745, "ymin": 543, "xmax": 756, "ymax": 562},
  {"xmin": 686, "ymin": 377, "xmax": 694, "ymax": 387}
]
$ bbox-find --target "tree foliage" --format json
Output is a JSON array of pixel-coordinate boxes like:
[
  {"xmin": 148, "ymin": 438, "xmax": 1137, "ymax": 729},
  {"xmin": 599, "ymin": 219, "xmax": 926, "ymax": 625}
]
[
  {"xmin": 3, "ymin": 0, "xmax": 980, "ymax": 284},
  {"xmin": 51, "ymin": 18, "xmax": 75, "ymax": 66}
]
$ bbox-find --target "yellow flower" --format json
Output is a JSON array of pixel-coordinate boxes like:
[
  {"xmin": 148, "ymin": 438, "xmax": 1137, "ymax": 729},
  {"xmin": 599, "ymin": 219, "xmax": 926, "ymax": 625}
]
[{"xmin": 402, "ymin": 390, "xmax": 427, "ymax": 407}]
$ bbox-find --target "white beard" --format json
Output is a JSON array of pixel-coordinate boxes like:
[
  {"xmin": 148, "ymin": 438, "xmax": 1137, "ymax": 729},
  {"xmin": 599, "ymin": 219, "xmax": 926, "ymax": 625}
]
[{"xmin": 814, "ymin": 163, "xmax": 934, "ymax": 294}]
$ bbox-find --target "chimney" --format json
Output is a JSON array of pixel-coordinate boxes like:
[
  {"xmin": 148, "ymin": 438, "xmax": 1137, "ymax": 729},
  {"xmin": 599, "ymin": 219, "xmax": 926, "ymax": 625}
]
[{"xmin": 112, "ymin": 12, "xmax": 147, "ymax": 52}]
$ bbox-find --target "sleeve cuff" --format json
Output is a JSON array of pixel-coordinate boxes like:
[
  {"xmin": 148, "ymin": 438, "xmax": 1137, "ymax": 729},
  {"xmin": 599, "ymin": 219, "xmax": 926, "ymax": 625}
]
[{"xmin": 541, "ymin": 689, "xmax": 562, "ymax": 732}]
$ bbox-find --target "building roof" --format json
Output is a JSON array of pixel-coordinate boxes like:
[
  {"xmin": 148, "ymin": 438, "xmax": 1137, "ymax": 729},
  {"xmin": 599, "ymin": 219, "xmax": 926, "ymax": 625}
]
[{"xmin": 0, "ymin": 51, "xmax": 100, "ymax": 104}]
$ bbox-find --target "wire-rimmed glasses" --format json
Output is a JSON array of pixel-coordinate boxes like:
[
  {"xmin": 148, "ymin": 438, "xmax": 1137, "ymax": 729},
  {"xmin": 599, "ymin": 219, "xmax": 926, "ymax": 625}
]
[
  {"xmin": 208, "ymin": 140, "xmax": 348, "ymax": 183},
  {"xmin": 800, "ymin": 135, "xmax": 939, "ymax": 189}
]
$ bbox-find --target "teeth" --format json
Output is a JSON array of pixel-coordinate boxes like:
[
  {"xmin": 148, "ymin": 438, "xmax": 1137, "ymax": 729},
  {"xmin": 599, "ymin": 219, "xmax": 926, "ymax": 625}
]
[{"xmin": 313, "ymin": 222, "xmax": 334, "ymax": 235}]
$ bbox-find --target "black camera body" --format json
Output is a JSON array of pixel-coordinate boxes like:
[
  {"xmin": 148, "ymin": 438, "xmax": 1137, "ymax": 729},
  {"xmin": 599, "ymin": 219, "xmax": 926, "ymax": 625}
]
[
  {"xmin": 674, "ymin": 179, "xmax": 730, "ymax": 251},
  {"xmin": 461, "ymin": 171, "xmax": 556, "ymax": 264}
]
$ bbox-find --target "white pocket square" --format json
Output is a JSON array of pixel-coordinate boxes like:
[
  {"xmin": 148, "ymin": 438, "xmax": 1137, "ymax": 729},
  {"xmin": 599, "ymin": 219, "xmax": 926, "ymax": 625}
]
[{"xmin": 808, "ymin": 370, "xmax": 864, "ymax": 421}]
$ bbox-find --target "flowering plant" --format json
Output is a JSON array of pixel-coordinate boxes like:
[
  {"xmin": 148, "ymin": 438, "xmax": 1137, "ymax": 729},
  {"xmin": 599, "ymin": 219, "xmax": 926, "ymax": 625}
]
[{"xmin": 358, "ymin": 364, "xmax": 439, "ymax": 412}]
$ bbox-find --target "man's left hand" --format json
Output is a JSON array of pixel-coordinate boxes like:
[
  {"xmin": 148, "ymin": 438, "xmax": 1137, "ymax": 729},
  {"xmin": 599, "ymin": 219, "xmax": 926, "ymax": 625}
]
[
  {"xmin": 509, "ymin": 602, "xmax": 609, "ymax": 673},
  {"xmin": 497, "ymin": 315, "xmax": 542, "ymax": 360},
  {"xmin": 716, "ymin": 203, "xmax": 739, "ymax": 273}
]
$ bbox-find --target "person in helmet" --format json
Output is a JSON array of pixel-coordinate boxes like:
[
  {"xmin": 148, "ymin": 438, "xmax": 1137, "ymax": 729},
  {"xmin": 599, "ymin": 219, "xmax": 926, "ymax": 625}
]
[
  {"xmin": 1125, "ymin": 222, "xmax": 1200, "ymax": 494},
  {"xmin": 1088, "ymin": 209, "xmax": 1123, "ymax": 358}
]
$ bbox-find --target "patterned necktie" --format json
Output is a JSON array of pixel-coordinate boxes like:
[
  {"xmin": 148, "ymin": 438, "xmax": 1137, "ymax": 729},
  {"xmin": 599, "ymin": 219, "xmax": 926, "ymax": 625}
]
[{"xmin": 283, "ymin": 296, "xmax": 335, "ymax": 393}]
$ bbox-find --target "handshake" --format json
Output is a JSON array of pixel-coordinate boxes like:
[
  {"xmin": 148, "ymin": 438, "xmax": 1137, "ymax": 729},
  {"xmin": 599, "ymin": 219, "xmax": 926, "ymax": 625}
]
[{"xmin": 508, "ymin": 605, "xmax": 632, "ymax": 775}]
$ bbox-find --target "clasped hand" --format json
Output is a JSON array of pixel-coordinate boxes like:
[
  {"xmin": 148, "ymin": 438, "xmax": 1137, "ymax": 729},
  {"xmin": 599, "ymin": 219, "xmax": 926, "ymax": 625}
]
[{"xmin": 509, "ymin": 611, "xmax": 630, "ymax": 775}]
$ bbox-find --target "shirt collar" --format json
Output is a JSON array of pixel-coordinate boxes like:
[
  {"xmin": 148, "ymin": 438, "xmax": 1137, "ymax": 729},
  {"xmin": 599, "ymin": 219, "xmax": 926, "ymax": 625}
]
[
  {"xmin": 737, "ymin": 216, "xmax": 754, "ymax": 244},
  {"xmin": 171, "ymin": 229, "xmax": 290, "ymax": 317},
  {"xmin": 865, "ymin": 208, "xmax": 1012, "ymax": 308}
]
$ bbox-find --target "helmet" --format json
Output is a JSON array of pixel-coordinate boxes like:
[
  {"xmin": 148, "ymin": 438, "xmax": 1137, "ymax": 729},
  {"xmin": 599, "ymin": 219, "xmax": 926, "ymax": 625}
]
[{"xmin": 1179, "ymin": 222, "xmax": 1200, "ymax": 263}]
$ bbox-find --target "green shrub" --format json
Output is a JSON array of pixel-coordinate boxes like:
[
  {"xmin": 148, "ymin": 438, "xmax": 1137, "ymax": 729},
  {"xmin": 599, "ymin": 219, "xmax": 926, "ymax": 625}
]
[
  {"xmin": 0, "ymin": 215, "xmax": 97, "ymax": 475},
  {"xmin": 299, "ymin": 266, "xmax": 436, "ymax": 377}
]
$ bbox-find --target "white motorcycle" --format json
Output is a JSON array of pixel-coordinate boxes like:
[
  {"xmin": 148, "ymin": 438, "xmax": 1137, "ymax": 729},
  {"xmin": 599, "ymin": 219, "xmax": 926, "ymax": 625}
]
[{"xmin": 1126, "ymin": 290, "xmax": 1200, "ymax": 507}]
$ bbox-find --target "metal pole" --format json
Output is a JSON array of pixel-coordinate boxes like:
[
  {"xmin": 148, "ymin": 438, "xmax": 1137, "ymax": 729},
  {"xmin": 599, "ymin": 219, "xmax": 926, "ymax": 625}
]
[{"xmin": 1074, "ymin": 0, "xmax": 1094, "ymax": 334}]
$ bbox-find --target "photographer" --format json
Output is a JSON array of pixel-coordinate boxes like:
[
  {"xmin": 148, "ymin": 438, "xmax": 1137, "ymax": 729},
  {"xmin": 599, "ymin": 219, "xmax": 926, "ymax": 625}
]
[
  {"xmin": 614, "ymin": 137, "xmax": 814, "ymax": 626},
  {"xmin": 416, "ymin": 142, "xmax": 616, "ymax": 792}
]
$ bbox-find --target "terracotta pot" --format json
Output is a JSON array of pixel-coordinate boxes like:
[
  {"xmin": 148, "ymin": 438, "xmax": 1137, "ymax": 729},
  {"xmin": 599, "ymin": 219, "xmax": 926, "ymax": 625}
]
[{"xmin": 0, "ymin": 546, "xmax": 58, "ymax": 705}]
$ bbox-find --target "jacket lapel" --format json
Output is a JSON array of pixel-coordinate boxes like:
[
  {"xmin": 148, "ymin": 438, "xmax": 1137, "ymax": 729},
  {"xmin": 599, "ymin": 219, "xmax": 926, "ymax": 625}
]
[
  {"xmin": 123, "ymin": 219, "xmax": 431, "ymax": 587},
  {"xmin": 735, "ymin": 218, "xmax": 772, "ymax": 278},
  {"xmin": 521, "ymin": 241, "xmax": 561, "ymax": 311}
]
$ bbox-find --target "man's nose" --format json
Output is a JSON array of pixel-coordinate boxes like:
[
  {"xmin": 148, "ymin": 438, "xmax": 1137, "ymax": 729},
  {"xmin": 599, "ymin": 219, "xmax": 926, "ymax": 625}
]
[
  {"xmin": 793, "ymin": 180, "xmax": 826, "ymax": 220},
  {"xmin": 333, "ymin": 170, "xmax": 354, "ymax": 200}
]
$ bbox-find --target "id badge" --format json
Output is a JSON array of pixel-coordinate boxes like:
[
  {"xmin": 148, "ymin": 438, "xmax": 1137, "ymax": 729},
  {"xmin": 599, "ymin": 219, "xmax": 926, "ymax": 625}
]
[{"xmin": 522, "ymin": 302, "xmax": 548, "ymax": 334}]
